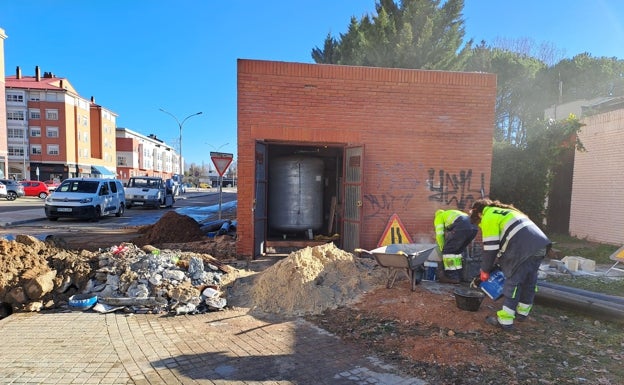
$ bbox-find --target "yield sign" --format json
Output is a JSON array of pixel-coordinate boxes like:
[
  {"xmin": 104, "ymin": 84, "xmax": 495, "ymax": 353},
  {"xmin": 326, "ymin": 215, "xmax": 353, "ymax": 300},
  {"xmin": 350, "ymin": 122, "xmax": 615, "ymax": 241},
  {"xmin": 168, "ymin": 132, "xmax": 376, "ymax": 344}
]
[
  {"xmin": 377, "ymin": 213, "xmax": 413, "ymax": 247},
  {"xmin": 210, "ymin": 152, "xmax": 233, "ymax": 176}
]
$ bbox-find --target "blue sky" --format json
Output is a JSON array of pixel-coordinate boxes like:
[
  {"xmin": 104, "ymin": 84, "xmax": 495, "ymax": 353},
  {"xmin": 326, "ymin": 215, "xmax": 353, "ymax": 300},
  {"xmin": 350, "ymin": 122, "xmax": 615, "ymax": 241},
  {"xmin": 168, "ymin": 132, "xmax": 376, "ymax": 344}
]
[{"xmin": 3, "ymin": 1, "xmax": 624, "ymax": 167}]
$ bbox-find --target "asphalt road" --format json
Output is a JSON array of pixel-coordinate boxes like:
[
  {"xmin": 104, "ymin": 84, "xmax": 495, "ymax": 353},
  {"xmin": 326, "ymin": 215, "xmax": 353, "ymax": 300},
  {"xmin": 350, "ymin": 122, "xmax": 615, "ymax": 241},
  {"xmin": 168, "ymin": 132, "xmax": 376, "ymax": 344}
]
[{"xmin": 0, "ymin": 188, "xmax": 237, "ymax": 238}]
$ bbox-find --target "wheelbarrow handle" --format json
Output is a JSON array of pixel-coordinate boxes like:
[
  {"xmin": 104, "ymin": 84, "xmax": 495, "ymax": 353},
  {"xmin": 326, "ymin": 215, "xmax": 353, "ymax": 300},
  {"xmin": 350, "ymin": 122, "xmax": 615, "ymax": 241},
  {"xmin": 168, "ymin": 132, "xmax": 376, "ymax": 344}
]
[{"xmin": 354, "ymin": 248, "xmax": 373, "ymax": 254}]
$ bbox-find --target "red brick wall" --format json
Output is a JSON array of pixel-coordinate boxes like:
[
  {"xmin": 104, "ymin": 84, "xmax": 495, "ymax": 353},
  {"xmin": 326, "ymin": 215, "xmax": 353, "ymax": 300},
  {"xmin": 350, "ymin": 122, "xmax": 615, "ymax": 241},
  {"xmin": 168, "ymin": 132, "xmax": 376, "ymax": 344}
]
[{"xmin": 237, "ymin": 59, "xmax": 496, "ymax": 258}]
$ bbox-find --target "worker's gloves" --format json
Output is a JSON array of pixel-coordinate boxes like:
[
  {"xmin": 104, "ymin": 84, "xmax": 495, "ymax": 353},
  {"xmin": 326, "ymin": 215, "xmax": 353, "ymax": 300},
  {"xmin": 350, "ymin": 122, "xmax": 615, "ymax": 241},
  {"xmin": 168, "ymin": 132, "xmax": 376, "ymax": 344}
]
[{"xmin": 480, "ymin": 270, "xmax": 490, "ymax": 282}]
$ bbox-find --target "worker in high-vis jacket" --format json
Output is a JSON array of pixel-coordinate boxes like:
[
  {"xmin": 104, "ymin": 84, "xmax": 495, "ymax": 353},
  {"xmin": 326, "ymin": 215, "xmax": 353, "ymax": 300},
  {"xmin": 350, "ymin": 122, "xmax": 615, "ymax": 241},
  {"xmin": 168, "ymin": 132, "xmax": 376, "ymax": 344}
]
[
  {"xmin": 470, "ymin": 199, "xmax": 551, "ymax": 331},
  {"xmin": 434, "ymin": 209, "xmax": 478, "ymax": 284}
]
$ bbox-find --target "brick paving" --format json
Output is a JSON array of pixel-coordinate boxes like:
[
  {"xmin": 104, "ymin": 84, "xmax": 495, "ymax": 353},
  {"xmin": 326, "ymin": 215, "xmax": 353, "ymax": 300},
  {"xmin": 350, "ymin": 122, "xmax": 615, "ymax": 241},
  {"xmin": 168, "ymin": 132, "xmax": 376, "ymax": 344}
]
[{"xmin": 0, "ymin": 308, "xmax": 426, "ymax": 385}]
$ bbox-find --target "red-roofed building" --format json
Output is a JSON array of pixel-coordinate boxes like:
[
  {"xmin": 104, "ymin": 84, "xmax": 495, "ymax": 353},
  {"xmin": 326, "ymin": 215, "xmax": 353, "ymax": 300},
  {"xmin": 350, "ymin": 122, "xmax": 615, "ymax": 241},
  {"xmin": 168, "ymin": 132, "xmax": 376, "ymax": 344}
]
[{"xmin": 5, "ymin": 66, "xmax": 117, "ymax": 180}]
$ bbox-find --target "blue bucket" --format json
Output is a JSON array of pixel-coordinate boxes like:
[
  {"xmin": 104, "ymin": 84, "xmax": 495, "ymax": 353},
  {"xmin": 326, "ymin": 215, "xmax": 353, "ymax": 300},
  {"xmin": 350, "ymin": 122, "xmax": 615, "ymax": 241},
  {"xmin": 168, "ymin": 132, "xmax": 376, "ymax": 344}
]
[
  {"xmin": 480, "ymin": 270, "xmax": 505, "ymax": 300},
  {"xmin": 423, "ymin": 261, "xmax": 438, "ymax": 281}
]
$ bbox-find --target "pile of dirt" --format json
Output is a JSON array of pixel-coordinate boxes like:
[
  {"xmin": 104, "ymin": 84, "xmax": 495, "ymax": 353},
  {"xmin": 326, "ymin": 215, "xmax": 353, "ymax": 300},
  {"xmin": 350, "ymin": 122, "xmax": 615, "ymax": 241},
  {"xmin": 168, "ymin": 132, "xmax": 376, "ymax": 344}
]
[
  {"xmin": 0, "ymin": 235, "xmax": 99, "ymax": 312},
  {"xmin": 133, "ymin": 211, "xmax": 208, "ymax": 246},
  {"xmin": 232, "ymin": 243, "xmax": 385, "ymax": 316}
]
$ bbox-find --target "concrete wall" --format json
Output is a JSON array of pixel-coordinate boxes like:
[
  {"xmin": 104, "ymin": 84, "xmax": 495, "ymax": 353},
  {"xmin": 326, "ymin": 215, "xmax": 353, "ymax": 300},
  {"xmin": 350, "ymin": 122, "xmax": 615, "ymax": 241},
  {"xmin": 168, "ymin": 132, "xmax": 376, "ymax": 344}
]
[
  {"xmin": 237, "ymin": 59, "xmax": 496, "ymax": 258},
  {"xmin": 570, "ymin": 109, "xmax": 624, "ymax": 245}
]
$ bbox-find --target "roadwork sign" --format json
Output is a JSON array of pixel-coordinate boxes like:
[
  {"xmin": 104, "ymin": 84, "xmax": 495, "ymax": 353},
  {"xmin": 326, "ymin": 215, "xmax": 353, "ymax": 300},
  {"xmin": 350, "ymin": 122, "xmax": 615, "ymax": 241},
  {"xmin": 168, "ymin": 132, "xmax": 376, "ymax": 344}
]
[{"xmin": 377, "ymin": 213, "xmax": 413, "ymax": 247}]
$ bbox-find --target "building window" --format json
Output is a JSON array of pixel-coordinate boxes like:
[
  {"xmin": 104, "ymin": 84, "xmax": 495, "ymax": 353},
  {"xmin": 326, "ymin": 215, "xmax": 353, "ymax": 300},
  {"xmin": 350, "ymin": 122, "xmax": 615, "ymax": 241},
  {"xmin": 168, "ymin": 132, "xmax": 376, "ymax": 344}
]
[
  {"xmin": 8, "ymin": 146, "xmax": 25, "ymax": 157},
  {"xmin": 7, "ymin": 128, "xmax": 25, "ymax": 139},
  {"xmin": 31, "ymin": 145, "xmax": 42, "ymax": 155},
  {"xmin": 29, "ymin": 109, "xmax": 41, "ymax": 119},
  {"xmin": 30, "ymin": 127, "xmax": 41, "ymax": 137},
  {"xmin": 29, "ymin": 92, "xmax": 41, "ymax": 101},
  {"xmin": 45, "ymin": 109, "xmax": 59, "ymax": 120},
  {"xmin": 7, "ymin": 93, "xmax": 24, "ymax": 103},
  {"xmin": 7, "ymin": 111, "xmax": 25, "ymax": 121},
  {"xmin": 47, "ymin": 145, "xmax": 60, "ymax": 155},
  {"xmin": 46, "ymin": 127, "xmax": 59, "ymax": 138}
]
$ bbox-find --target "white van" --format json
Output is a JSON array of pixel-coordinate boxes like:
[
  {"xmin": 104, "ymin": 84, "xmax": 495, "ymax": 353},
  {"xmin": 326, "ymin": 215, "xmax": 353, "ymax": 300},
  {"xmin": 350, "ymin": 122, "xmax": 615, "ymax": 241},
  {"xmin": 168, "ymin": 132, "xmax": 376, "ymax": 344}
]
[{"xmin": 44, "ymin": 178, "xmax": 126, "ymax": 221}]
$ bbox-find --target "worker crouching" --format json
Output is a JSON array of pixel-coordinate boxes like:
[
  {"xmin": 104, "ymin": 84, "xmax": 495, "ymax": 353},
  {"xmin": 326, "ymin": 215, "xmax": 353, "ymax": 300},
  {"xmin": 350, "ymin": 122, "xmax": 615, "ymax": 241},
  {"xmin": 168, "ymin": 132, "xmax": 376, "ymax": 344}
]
[{"xmin": 434, "ymin": 209, "xmax": 478, "ymax": 284}]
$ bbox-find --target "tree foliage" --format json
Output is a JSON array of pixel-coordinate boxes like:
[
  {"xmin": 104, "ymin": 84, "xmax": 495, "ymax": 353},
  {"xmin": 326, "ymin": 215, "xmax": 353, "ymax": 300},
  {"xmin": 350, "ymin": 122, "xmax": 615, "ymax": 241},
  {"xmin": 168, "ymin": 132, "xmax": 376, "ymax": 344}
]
[
  {"xmin": 310, "ymin": 1, "xmax": 622, "ymax": 232},
  {"xmin": 312, "ymin": 0, "xmax": 472, "ymax": 70},
  {"xmin": 490, "ymin": 115, "xmax": 585, "ymax": 224}
]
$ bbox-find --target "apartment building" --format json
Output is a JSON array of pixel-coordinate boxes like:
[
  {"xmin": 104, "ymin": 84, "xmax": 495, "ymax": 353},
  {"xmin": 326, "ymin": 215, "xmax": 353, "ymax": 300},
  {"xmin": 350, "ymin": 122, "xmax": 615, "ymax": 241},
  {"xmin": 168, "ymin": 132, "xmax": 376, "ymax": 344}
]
[
  {"xmin": 115, "ymin": 127, "xmax": 180, "ymax": 182},
  {"xmin": 0, "ymin": 28, "xmax": 8, "ymax": 178},
  {"xmin": 5, "ymin": 66, "xmax": 117, "ymax": 181}
]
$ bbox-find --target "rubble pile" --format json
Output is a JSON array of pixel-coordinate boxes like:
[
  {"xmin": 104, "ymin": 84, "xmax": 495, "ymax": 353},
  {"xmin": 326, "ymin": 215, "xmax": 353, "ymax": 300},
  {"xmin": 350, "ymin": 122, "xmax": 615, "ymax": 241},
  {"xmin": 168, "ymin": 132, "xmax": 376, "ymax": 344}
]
[
  {"xmin": 0, "ymin": 234, "xmax": 238, "ymax": 316},
  {"xmin": 242, "ymin": 243, "xmax": 384, "ymax": 316},
  {"xmin": 84, "ymin": 243, "xmax": 231, "ymax": 314}
]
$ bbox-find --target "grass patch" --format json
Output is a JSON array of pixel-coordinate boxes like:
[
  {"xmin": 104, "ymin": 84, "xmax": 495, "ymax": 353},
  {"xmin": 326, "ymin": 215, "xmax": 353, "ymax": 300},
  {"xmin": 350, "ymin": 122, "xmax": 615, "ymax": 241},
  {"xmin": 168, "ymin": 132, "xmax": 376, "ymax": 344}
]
[
  {"xmin": 548, "ymin": 234, "xmax": 620, "ymax": 264},
  {"xmin": 546, "ymin": 275, "xmax": 624, "ymax": 297}
]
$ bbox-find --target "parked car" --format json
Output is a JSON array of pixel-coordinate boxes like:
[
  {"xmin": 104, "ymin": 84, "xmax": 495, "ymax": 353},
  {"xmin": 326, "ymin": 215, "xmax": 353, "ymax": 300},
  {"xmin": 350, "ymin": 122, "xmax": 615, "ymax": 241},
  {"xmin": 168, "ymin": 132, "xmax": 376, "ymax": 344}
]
[
  {"xmin": 43, "ymin": 179, "xmax": 61, "ymax": 191},
  {"xmin": 0, "ymin": 182, "xmax": 7, "ymax": 199},
  {"xmin": 0, "ymin": 179, "xmax": 25, "ymax": 201},
  {"xmin": 44, "ymin": 178, "xmax": 126, "ymax": 221},
  {"xmin": 20, "ymin": 180, "xmax": 51, "ymax": 199},
  {"xmin": 125, "ymin": 176, "xmax": 173, "ymax": 209}
]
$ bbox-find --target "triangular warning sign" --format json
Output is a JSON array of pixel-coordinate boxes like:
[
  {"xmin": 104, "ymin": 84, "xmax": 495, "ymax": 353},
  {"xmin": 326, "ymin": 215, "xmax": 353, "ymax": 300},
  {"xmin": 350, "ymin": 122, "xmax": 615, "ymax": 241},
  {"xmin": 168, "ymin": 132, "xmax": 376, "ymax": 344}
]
[
  {"xmin": 377, "ymin": 213, "xmax": 413, "ymax": 247},
  {"xmin": 210, "ymin": 152, "xmax": 234, "ymax": 176}
]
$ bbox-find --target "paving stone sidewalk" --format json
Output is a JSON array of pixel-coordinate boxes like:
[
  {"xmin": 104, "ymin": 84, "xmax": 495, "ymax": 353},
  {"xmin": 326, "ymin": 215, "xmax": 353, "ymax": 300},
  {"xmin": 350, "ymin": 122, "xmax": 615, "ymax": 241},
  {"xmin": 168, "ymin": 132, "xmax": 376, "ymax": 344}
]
[{"xmin": 0, "ymin": 308, "xmax": 426, "ymax": 385}]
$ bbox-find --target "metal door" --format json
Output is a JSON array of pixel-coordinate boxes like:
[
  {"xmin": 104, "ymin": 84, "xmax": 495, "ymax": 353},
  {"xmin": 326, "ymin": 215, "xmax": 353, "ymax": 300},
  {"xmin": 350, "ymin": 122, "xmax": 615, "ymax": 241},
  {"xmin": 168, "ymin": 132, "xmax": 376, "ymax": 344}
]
[
  {"xmin": 253, "ymin": 142, "xmax": 268, "ymax": 258},
  {"xmin": 342, "ymin": 145, "xmax": 364, "ymax": 253}
]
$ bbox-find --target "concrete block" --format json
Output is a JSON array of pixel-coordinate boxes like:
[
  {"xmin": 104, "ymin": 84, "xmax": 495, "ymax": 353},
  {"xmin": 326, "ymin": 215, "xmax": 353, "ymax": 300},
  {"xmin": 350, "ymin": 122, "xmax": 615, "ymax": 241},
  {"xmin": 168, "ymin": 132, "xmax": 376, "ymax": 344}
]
[{"xmin": 561, "ymin": 256, "xmax": 596, "ymax": 272}]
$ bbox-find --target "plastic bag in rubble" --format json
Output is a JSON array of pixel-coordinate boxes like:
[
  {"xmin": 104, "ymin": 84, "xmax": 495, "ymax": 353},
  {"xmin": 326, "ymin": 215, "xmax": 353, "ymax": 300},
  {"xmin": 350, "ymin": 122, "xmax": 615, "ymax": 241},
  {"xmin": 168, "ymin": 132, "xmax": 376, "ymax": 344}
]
[
  {"xmin": 174, "ymin": 303, "xmax": 198, "ymax": 315},
  {"xmin": 206, "ymin": 297, "xmax": 226, "ymax": 310}
]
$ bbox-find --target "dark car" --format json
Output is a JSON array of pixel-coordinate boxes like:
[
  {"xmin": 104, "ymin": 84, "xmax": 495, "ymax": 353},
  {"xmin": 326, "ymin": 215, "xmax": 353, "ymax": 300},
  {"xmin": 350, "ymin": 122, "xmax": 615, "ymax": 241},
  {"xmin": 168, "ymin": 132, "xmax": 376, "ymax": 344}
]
[
  {"xmin": 0, "ymin": 179, "xmax": 25, "ymax": 201},
  {"xmin": 20, "ymin": 180, "xmax": 50, "ymax": 199}
]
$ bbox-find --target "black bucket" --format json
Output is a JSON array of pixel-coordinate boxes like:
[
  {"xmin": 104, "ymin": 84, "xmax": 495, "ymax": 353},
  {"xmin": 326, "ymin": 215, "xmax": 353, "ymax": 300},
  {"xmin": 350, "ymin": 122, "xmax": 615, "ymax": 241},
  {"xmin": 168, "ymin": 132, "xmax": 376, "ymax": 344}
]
[{"xmin": 453, "ymin": 287, "xmax": 485, "ymax": 311}]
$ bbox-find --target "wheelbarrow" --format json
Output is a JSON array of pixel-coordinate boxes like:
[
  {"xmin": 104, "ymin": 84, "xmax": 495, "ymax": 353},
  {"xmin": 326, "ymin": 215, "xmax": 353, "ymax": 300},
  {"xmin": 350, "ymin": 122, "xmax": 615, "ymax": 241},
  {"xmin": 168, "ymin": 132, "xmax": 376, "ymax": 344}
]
[{"xmin": 355, "ymin": 243, "xmax": 439, "ymax": 291}]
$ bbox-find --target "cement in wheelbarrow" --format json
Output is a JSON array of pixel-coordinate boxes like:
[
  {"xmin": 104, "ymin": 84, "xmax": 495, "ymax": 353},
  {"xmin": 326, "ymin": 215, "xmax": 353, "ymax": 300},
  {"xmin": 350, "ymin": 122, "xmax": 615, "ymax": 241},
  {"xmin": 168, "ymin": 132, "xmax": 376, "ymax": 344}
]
[{"xmin": 356, "ymin": 243, "xmax": 440, "ymax": 291}]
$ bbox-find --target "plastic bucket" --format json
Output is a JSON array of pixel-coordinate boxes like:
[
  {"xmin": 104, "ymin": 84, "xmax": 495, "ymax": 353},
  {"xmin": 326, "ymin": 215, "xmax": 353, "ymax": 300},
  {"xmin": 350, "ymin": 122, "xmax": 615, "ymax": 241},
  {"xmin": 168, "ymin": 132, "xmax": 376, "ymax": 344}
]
[
  {"xmin": 453, "ymin": 287, "xmax": 485, "ymax": 311},
  {"xmin": 423, "ymin": 261, "xmax": 438, "ymax": 281},
  {"xmin": 480, "ymin": 270, "xmax": 505, "ymax": 300}
]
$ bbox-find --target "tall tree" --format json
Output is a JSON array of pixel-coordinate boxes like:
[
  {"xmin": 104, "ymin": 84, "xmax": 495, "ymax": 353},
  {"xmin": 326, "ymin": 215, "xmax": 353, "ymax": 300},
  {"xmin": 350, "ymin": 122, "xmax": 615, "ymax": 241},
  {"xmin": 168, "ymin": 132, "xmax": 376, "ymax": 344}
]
[{"xmin": 311, "ymin": 0, "xmax": 472, "ymax": 70}]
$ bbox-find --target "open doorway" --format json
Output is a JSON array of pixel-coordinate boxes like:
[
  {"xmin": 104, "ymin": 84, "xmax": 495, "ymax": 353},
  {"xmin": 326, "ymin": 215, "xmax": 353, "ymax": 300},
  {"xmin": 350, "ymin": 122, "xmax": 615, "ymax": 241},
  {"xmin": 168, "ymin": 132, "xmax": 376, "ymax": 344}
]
[{"xmin": 258, "ymin": 142, "xmax": 343, "ymax": 255}]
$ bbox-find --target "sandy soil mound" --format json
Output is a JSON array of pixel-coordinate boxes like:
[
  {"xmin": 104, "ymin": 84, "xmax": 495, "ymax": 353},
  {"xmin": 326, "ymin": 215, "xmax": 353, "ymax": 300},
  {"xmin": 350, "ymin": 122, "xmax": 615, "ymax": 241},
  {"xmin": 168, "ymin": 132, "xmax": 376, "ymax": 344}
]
[{"xmin": 233, "ymin": 243, "xmax": 385, "ymax": 316}]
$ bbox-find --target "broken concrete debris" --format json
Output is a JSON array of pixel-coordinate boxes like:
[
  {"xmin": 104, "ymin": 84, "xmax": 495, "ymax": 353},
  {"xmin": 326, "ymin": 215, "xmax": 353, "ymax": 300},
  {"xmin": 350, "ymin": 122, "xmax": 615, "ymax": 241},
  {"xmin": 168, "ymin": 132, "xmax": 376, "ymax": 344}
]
[
  {"xmin": 87, "ymin": 242, "xmax": 229, "ymax": 314},
  {"xmin": 0, "ymin": 235, "xmax": 231, "ymax": 316}
]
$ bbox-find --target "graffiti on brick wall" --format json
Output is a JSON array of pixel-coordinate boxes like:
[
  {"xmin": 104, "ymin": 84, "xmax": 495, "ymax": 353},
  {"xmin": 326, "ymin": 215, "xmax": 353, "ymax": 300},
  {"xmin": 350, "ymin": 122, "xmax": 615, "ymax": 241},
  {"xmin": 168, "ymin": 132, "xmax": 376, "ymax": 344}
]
[
  {"xmin": 363, "ymin": 193, "xmax": 415, "ymax": 218},
  {"xmin": 427, "ymin": 168, "xmax": 486, "ymax": 210}
]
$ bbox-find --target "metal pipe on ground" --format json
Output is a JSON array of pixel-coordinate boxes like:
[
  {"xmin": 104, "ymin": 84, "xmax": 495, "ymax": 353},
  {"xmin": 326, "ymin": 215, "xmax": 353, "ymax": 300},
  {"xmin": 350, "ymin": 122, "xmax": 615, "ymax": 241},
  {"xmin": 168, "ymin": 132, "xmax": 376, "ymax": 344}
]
[{"xmin": 536, "ymin": 281, "xmax": 624, "ymax": 323}]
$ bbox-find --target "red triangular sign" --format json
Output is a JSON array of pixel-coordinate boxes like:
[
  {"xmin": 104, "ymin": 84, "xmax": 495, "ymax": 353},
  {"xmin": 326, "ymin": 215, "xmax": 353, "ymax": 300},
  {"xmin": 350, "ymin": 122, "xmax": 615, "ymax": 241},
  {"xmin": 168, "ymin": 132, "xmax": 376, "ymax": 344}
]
[
  {"xmin": 377, "ymin": 213, "xmax": 413, "ymax": 247},
  {"xmin": 210, "ymin": 152, "xmax": 233, "ymax": 176}
]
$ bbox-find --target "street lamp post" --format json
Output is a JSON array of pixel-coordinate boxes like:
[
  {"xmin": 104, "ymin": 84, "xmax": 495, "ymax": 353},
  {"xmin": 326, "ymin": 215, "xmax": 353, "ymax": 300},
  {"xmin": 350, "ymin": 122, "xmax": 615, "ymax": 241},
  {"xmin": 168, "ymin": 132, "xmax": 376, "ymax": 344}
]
[{"xmin": 159, "ymin": 109, "xmax": 202, "ymax": 188}]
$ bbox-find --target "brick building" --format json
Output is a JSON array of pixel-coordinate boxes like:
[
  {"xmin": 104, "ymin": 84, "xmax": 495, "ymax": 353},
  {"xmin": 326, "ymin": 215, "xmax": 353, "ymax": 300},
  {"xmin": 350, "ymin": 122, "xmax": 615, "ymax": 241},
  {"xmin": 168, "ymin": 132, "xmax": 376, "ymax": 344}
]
[
  {"xmin": 237, "ymin": 59, "xmax": 496, "ymax": 259},
  {"xmin": 569, "ymin": 98, "xmax": 624, "ymax": 245},
  {"xmin": 5, "ymin": 66, "xmax": 117, "ymax": 181},
  {"xmin": 115, "ymin": 127, "xmax": 180, "ymax": 182},
  {"xmin": 0, "ymin": 28, "xmax": 7, "ymax": 178}
]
